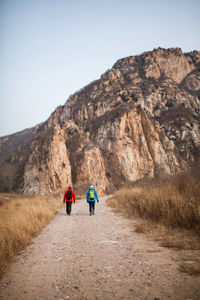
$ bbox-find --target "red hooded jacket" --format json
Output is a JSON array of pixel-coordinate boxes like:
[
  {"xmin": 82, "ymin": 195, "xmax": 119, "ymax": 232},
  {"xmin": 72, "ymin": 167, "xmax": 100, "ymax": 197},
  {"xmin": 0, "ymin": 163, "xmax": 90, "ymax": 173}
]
[{"xmin": 63, "ymin": 188, "xmax": 75, "ymax": 203}]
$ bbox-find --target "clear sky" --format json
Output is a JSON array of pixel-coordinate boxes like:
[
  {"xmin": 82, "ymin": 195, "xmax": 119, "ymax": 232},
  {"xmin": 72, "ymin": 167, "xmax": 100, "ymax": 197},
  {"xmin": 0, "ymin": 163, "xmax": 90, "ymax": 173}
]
[{"xmin": 0, "ymin": 0, "xmax": 200, "ymax": 137}]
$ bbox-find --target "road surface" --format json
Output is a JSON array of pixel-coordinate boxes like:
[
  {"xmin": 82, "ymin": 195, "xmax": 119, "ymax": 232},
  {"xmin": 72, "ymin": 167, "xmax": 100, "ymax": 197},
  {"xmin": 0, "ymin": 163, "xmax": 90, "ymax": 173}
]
[{"xmin": 0, "ymin": 196, "xmax": 200, "ymax": 299}]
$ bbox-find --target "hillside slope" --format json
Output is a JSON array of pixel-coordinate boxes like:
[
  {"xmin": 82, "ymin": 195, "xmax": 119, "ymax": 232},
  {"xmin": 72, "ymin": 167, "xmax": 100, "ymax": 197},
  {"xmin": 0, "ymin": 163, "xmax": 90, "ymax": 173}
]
[{"xmin": 0, "ymin": 48, "xmax": 200, "ymax": 194}]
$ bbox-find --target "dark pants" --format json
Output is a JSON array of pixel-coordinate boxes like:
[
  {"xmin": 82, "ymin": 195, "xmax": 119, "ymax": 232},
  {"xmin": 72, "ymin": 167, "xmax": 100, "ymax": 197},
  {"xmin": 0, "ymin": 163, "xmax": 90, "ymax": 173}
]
[
  {"xmin": 89, "ymin": 201, "xmax": 95, "ymax": 212},
  {"xmin": 66, "ymin": 201, "xmax": 72, "ymax": 215}
]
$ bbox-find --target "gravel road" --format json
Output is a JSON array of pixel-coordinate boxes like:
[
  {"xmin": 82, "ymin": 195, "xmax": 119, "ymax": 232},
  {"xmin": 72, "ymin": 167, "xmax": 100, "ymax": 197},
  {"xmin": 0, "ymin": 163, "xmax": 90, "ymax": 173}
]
[{"xmin": 0, "ymin": 196, "xmax": 200, "ymax": 300}]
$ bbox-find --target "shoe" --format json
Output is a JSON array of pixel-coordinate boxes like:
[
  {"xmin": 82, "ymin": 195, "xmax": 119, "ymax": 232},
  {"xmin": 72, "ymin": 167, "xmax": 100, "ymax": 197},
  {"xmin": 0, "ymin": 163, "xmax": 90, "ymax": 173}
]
[
  {"xmin": 89, "ymin": 211, "xmax": 92, "ymax": 215},
  {"xmin": 93, "ymin": 210, "xmax": 95, "ymax": 215}
]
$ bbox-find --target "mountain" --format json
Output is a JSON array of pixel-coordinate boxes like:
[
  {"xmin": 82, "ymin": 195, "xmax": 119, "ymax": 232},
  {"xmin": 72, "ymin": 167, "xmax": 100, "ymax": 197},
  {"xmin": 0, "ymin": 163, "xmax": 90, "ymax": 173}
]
[{"xmin": 0, "ymin": 47, "xmax": 200, "ymax": 195}]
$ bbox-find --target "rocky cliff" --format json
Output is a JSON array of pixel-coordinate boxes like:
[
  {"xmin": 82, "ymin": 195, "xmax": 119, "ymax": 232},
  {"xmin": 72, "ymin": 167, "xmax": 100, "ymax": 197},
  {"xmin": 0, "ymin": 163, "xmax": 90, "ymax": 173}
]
[{"xmin": 0, "ymin": 48, "xmax": 200, "ymax": 195}]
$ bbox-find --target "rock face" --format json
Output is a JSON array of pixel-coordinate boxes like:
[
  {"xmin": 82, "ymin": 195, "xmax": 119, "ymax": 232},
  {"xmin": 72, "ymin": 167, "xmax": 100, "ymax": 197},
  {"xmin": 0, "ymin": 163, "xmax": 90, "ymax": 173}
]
[
  {"xmin": 0, "ymin": 48, "xmax": 200, "ymax": 195},
  {"xmin": 23, "ymin": 125, "xmax": 72, "ymax": 194}
]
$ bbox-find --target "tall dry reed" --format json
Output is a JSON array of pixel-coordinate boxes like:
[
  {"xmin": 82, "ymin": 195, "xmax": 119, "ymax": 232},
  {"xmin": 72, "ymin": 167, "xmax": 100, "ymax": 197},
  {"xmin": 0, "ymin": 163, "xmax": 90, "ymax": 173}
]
[
  {"xmin": 108, "ymin": 171, "xmax": 200, "ymax": 232},
  {"xmin": 0, "ymin": 194, "xmax": 62, "ymax": 277}
]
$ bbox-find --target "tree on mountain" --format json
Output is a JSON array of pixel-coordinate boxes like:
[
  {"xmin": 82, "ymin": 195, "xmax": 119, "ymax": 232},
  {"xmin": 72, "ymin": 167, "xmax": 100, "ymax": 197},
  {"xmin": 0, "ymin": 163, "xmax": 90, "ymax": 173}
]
[{"xmin": 0, "ymin": 163, "xmax": 17, "ymax": 192}]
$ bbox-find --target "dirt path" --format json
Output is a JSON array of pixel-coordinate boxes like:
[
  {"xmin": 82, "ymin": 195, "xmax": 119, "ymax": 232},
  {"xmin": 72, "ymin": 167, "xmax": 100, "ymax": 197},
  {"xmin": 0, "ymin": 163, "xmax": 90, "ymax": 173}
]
[{"xmin": 0, "ymin": 196, "xmax": 200, "ymax": 300}]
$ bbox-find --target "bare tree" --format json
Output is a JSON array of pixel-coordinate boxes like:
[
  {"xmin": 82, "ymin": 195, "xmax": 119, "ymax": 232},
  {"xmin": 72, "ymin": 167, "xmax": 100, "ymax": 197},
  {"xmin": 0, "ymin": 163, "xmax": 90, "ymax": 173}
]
[{"xmin": 0, "ymin": 162, "xmax": 17, "ymax": 192}]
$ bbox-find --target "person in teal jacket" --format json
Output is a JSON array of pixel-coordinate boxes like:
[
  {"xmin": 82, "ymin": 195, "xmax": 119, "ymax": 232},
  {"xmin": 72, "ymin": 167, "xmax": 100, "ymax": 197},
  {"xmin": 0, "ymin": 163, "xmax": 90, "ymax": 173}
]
[{"xmin": 86, "ymin": 185, "xmax": 99, "ymax": 215}]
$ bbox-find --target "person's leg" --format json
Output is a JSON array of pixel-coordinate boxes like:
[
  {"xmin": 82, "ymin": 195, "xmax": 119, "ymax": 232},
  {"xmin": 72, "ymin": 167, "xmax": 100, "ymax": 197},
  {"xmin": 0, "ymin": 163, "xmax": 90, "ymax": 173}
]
[
  {"xmin": 89, "ymin": 202, "xmax": 92, "ymax": 215},
  {"xmin": 69, "ymin": 202, "xmax": 72, "ymax": 214},
  {"xmin": 93, "ymin": 201, "xmax": 95, "ymax": 215},
  {"xmin": 92, "ymin": 202, "xmax": 95, "ymax": 214},
  {"xmin": 67, "ymin": 202, "xmax": 72, "ymax": 215},
  {"xmin": 90, "ymin": 202, "xmax": 95, "ymax": 215}
]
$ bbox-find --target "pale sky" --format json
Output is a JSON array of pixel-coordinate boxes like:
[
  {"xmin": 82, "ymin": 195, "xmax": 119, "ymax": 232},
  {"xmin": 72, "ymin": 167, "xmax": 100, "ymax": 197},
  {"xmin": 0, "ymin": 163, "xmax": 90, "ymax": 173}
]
[{"xmin": 0, "ymin": 0, "xmax": 200, "ymax": 137}]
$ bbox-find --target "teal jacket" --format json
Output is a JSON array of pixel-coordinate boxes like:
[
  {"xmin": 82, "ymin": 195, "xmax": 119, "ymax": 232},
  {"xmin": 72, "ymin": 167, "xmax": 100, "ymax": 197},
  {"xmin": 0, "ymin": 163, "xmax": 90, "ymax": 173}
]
[{"xmin": 86, "ymin": 187, "xmax": 99, "ymax": 202}]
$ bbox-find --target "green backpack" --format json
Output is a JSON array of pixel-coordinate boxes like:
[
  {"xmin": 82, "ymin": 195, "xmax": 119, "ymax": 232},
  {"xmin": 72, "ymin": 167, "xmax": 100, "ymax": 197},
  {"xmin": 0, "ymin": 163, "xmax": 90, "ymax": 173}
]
[{"xmin": 89, "ymin": 190, "xmax": 95, "ymax": 199}]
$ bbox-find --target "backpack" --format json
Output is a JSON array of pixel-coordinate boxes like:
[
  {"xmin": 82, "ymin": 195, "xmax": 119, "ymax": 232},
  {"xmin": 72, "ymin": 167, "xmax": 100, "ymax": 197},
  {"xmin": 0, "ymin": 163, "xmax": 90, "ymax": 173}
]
[
  {"xmin": 66, "ymin": 190, "xmax": 72, "ymax": 200},
  {"xmin": 89, "ymin": 189, "xmax": 95, "ymax": 199}
]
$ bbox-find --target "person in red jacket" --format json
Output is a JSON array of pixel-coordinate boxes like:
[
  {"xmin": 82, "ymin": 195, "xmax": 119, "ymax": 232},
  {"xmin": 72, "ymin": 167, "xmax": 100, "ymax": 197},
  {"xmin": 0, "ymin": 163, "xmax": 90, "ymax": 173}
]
[{"xmin": 63, "ymin": 186, "xmax": 75, "ymax": 215}]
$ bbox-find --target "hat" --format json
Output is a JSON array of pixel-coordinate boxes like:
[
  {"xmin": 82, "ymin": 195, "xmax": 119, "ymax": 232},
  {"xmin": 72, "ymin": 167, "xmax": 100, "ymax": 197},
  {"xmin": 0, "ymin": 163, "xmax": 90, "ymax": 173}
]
[{"xmin": 90, "ymin": 185, "xmax": 94, "ymax": 188}]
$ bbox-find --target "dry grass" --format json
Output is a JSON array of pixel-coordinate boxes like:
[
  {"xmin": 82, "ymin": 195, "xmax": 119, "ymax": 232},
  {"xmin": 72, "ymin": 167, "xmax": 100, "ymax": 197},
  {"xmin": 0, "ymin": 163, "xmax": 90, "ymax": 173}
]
[
  {"xmin": 108, "ymin": 172, "xmax": 200, "ymax": 232},
  {"xmin": 0, "ymin": 193, "xmax": 62, "ymax": 278},
  {"xmin": 133, "ymin": 219, "xmax": 200, "ymax": 250},
  {"xmin": 107, "ymin": 170, "xmax": 200, "ymax": 276}
]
